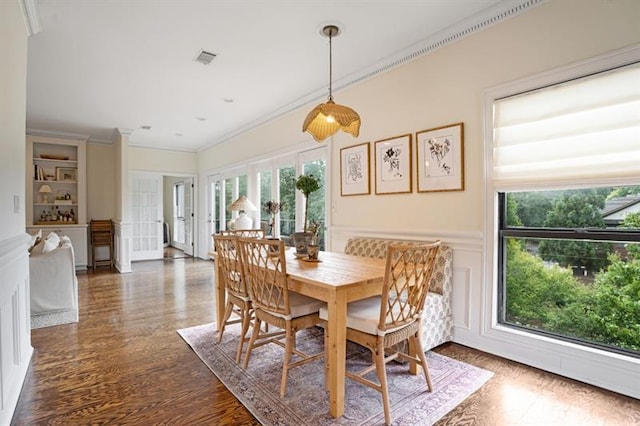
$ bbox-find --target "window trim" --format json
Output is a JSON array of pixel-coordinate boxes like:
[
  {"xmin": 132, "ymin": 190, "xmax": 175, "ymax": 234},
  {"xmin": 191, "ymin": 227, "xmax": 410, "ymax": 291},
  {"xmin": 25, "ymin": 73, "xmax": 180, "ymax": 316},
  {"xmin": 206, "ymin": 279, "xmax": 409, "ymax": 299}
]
[{"xmin": 482, "ymin": 45, "xmax": 640, "ymax": 389}]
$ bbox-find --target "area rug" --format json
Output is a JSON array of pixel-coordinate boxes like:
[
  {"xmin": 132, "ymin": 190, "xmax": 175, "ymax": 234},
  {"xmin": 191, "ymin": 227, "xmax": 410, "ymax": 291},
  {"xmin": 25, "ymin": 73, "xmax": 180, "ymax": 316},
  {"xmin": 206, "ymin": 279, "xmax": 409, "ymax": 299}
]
[
  {"xmin": 178, "ymin": 323, "xmax": 493, "ymax": 426},
  {"xmin": 31, "ymin": 309, "xmax": 78, "ymax": 329}
]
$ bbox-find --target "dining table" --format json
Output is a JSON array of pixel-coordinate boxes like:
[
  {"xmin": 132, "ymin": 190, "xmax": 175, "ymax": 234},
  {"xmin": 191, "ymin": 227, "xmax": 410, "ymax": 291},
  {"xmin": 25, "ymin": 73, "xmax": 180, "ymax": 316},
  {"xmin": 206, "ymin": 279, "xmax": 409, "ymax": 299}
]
[{"xmin": 214, "ymin": 246, "xmax": 387, "ymax": 418}]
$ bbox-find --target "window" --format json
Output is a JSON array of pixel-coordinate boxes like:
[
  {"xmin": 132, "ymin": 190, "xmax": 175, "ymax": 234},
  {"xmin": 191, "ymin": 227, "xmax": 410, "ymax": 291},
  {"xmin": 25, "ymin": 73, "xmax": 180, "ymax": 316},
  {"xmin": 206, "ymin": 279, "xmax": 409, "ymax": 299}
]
[
  {"xmin": 302, "ymin": 159, "xmax": 326, "ymax": 250},
  {"xmin": 208, "ymin": 147, "xmax": 327, "ymax": 246},
  {"xmin": 491, "ymin": 61, "xmax": 640, "ymax": 356},
  {"xmin": 499, "ymin": 187, "xmax": 640, "ymax": 355}
]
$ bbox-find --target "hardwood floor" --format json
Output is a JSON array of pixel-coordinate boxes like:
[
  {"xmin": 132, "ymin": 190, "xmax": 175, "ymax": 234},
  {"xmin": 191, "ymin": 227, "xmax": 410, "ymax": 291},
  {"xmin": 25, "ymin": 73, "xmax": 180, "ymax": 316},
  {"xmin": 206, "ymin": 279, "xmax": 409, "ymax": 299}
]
[{"xmin": 12, "ymin": 258, "xmax": 640, "ymax": 425}]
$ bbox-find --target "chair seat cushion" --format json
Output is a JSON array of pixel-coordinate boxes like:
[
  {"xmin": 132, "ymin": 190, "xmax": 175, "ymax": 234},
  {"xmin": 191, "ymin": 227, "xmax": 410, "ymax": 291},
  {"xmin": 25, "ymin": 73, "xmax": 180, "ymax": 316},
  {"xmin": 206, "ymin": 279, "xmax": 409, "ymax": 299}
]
[
  {"xmin": 271, "ymin": 291, "xmax": 324, "ymax": 320},
  {"xmin": 319, "ymin": 296, "xmax": 408, "ymax": 336}
]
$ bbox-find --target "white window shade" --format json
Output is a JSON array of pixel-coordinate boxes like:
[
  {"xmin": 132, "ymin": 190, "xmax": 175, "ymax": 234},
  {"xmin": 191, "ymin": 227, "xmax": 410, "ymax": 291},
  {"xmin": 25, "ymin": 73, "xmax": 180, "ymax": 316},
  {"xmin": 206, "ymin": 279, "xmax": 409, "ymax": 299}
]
[{"xmin": 493, "ymin": 63, "xmax": 640, "ymax": 189}]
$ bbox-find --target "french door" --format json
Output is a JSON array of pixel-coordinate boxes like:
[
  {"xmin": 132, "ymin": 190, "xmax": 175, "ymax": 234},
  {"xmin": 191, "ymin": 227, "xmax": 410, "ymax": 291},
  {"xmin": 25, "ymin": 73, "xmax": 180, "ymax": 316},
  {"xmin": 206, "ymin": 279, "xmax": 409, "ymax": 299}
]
[{"xmin": 130, "ymin": 172, "xmax": 163, "ymax": 261}]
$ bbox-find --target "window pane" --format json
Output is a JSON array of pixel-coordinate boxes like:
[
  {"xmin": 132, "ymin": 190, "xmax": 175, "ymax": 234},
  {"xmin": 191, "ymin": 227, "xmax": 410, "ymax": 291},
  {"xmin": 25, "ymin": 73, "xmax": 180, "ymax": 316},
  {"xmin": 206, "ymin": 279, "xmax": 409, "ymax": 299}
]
[
  {"xmin": 501, "ymin": 186, "xmax": 640, "ymax": 355},
  {"xmin": 260, "ymin": 170, "xmax": 272, "ymax": 223},
  {"xmin": 503, "ymin": 236, "xmax": 640, "ymax": 354},
  {"xmin": 303, "ymin": 160, "xmax": 326, "ymax": 250},
  {"xmin": 278, "ymin": 165, "xmax": 296, "ymax": 242}
]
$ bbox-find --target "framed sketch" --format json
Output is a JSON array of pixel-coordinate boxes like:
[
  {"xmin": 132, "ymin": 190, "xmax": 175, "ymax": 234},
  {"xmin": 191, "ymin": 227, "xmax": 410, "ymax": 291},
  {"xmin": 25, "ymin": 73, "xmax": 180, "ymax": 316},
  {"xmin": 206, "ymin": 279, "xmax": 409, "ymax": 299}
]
[
  {"xmin": 340, "ymin": 142, "xmax": 370, "ymax": 196},
  {"xmin": 374, "ymin": 134, "xmax": 412, "ymax": 195},
  {"xmin": 416, "ymin": 122, "xmax": 464, "ymax": 192},
  {"xmin": 56, "ymin": 167, "xmax": 77, "ymax": 182}
]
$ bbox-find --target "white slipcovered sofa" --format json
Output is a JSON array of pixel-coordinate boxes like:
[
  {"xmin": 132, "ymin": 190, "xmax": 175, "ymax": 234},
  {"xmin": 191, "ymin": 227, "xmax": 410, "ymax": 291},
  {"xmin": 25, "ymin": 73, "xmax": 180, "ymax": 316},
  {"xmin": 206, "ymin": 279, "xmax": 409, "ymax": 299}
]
[
  {"xmin": 29, "ymin": 233, "xmax": 79, "ymax": 328},
  {"xmin": 343, "ymin": 237, "xmax": 453, "ymax": 351}
]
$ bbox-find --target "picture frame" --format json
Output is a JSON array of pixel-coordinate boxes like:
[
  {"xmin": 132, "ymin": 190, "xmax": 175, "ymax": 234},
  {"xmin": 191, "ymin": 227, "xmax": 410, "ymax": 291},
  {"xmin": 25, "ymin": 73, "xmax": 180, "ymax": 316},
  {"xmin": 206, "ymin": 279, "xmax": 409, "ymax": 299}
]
[
  {"xmin": 416, "ymin": 122, "xmax": 464, "ymax": 193},
  {"xmin": 374, "ymin": 134, "xmax": 412, "ymax": 195},
  {"xmin": 340, "ymin": 142, "xmax": 370, "ymax": 196},
  {"xmin": 56, "ymin": 167, "xmax": 77, "ymax": 182}
]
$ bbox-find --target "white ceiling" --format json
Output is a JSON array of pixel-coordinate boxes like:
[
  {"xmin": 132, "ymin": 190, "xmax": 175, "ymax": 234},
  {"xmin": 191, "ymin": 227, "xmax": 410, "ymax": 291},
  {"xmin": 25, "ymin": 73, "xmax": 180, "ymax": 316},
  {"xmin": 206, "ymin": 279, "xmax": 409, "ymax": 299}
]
[{"xmin": 25, "ymin": 0, "xmax": 534, "ymax": 152}]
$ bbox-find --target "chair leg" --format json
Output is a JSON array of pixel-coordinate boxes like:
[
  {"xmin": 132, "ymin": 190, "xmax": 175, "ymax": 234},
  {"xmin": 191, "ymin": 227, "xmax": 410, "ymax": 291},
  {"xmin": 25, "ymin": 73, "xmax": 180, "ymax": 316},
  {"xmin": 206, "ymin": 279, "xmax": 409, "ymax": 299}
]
[
  {"xmin": 243, "ymin": 317, "xmax": 262, "ymax": 369},
  {"xmin": 218, "ymin": 301, "xmax": 234, "ymax": 343},
  {"xmin": 236, "ymin": 308, "xmax": 251, "ymax": 363},
  {"xmin": 375, "ymin": 339, "xmax": 392, "ymax": 426},
  {"xmin": 410, "ymin": 334, "xmax": 433, "ymax": 391},
  {"xmin": 280, "ymin": 324, "xmax": 294, "ymax": 397}
]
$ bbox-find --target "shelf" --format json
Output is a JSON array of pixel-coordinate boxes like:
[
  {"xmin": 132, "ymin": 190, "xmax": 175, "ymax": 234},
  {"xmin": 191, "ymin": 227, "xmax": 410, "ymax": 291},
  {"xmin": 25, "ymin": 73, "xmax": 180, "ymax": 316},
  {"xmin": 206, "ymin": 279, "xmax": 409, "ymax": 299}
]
[
  {"xmin": 35, "ymin": 221, "xmax": 78, "ymax": 226},
  {"xmin": 34, "ymin": 180, "xmax": 77, "ymax": 184},
  {"xmin": 33, "ymin": 157, "xmax": 78, "ymax": 164},
  {"xmin": 34, "ymin": 203, "xmax": 78, "ymax": 207}
]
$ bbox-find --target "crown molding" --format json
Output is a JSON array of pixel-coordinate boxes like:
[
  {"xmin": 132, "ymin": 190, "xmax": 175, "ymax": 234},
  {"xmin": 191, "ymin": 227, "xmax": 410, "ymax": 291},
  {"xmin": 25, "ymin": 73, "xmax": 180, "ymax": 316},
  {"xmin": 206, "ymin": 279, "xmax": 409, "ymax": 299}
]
[
  {"xmin": 26, "ymin": 128, "xmax": 89, "ymax": 141},
  {"xmin": 18, "ymin": 0, "xmax": 41, "ymax": 36}
]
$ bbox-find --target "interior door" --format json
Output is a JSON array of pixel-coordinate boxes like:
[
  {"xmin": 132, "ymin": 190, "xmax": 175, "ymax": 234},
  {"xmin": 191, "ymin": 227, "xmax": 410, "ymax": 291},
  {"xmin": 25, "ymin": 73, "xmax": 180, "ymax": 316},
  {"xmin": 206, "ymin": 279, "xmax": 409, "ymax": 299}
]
[
  {"xmin": 183, "ymin": 177, "xmax": 194, "ymax": 256},
  {"xmin": 131, "ymin": 172, "xmax": 163, "ymax": 261}
]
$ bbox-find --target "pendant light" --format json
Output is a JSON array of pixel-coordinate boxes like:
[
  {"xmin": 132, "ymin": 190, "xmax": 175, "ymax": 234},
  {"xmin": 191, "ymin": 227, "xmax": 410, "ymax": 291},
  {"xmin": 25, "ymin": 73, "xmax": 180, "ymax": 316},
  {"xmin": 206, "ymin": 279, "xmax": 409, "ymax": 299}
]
[{"xmin": 303, "ymin": 25, "xmax": 361, "ymax": 142}]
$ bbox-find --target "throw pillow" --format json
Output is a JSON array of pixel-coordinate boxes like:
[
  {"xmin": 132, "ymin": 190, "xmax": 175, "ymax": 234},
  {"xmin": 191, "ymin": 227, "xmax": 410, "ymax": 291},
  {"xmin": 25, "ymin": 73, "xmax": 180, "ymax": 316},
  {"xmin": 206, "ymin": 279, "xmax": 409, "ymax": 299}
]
[
  {"xmin": 28, "ymin": 229, "xmax": 42, "ymax": 252},
  {"xmin": 30, "ymin": 240, "xmax": 45, "ymax": 255},
  {"xmin": 42, "ymin": 232, "xmax": 60, "ymax": 254}
]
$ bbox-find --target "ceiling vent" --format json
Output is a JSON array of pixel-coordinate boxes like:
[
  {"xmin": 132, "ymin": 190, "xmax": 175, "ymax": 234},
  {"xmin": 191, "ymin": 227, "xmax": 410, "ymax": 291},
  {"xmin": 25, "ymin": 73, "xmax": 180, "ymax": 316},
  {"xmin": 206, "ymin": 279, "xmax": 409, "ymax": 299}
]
[{"xmin": 194, "ymin": 50, "xmax": 217, "ymax": 65}]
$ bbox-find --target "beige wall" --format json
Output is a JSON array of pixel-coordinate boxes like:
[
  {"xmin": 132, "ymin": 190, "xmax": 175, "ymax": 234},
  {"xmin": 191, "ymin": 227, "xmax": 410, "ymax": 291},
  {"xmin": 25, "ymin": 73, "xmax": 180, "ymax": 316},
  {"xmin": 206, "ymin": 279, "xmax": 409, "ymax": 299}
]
[
  {"xmin": 129, "ymin": 146, "xmax": 197, "ymax": 174},
  {"xmin": 87, "ymin": 142, "xmax": 116, "ymax": 221},
  {"xmin": 197, "ymin": 0, "xmax": 640, "ymax": 235},
  {"xmin": 0, "ymin": 1, "xmax": 28, "ymax": 241}
]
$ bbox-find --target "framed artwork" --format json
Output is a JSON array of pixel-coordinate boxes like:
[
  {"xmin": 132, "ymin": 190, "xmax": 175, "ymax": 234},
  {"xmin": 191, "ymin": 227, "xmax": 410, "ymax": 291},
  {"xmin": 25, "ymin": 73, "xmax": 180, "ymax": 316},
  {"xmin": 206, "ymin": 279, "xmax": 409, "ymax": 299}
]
[
  {"xmin": 374, "ymin": 134, "xmax": 412, "ymax": 195},
  {"xmin": 56, "ymin": 167, "xmax": 77, "ymax": 182},
  {"xmin": 416, "ymin": 122, "xmax": 464, "ymax": 192},
  {"xmin": 340, "ymin": 142, "xmax": 370, "ymax": 196}
]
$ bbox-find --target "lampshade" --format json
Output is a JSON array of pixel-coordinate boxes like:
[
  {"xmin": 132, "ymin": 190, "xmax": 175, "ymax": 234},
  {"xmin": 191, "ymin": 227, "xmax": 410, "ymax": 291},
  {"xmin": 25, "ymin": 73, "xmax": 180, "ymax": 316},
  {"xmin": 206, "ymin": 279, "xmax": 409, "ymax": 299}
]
[
  {"xmin": 303, "ymin": 99, "xmax": 360, "ymax": 142},
  {"xmin": 303, "ymin": 25, "xmax": 361, "ymax": 142},
  {"xmin": 39, "ymin": 184, "xmax": 52, "ymax": 193},
  {"xmin": 229, "ymin": 195, "xmax": 257, "ymax": 212}
]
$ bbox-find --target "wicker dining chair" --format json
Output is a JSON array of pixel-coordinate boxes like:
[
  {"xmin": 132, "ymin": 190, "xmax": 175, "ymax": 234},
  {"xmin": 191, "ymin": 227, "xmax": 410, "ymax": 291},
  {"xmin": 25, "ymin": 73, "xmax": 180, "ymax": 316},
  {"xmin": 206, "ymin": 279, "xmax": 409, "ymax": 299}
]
[
  {"xmin": 320, "ymin": 241, "xmax": 441, "ymax": 425},
  {"xmin": 237, "ymin": 237, "xmax": 325, "ymax": 397},
  {"xmin": 213, "ymin": 233, "xmax": 256, "ymax": 363}
]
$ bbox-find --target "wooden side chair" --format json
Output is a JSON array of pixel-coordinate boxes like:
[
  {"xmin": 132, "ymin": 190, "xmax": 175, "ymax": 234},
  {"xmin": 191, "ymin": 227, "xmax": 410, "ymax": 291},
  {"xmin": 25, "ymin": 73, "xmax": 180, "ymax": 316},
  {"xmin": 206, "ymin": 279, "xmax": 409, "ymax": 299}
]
[
  {"xmin": 213, "ymin": 233, "xmax": 254, "ymax": 363},
  {"xmin": 321, "ymin": 241, "xmax": 441, "ymax": 425},
  {"xmin": 237, "ymin": 237, "xmax": 325, "ymax": 397}
]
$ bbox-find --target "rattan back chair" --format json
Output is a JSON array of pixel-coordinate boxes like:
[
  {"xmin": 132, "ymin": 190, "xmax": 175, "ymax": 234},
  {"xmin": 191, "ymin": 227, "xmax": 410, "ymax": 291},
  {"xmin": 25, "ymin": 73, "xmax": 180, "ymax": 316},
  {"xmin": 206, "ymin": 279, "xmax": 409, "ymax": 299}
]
[
  {"xmin": 213, "ymin": 233, "xmax": 253, "ymax": 363},
  {"xmin": 231, "ymin": 229, "xmax": 265, "ymax": 239},
  {"xmin": 321, "ymin": 241, "xmax": 441, "ymax": 425},
  {"xmin": 237, "ymin": 237, "xmax": 325, "ymax": 397}
]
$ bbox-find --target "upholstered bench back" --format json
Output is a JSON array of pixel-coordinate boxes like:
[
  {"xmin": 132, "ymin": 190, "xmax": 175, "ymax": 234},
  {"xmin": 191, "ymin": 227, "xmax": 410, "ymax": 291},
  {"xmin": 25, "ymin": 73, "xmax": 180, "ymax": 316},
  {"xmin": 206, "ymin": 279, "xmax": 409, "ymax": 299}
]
[{"xmin": 344, "ymin": 237, "xmax": 452, "ymax": 295}]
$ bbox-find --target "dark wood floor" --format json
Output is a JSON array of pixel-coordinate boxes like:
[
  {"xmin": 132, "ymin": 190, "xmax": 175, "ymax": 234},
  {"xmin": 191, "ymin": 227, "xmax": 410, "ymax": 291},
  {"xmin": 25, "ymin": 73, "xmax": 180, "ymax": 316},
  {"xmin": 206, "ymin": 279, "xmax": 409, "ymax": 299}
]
[{"xmin": 12, "ymin": 258, "xmax": 640, "ymax": 425}]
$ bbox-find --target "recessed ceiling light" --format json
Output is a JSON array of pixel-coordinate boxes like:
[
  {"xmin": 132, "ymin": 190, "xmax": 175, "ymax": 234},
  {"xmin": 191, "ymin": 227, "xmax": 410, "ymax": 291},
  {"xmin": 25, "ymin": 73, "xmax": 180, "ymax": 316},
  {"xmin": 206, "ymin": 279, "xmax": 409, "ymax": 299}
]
[
  {"xmin": 194, "ymin": 49, "xmax": 217, "ymax": 65},
  {"xmin": 175, "ymin": 133, "xmax": 183, "ymax": 137},
  {"xmin": 222, "ymin": 97, "xmax": 234, "ymax": 103},
  {"xmin": 195, "ymin": 117, "xmax": 207, "ymax": 121},
  {"xmin": 141, "ymin": 125, "xmax": 152, "ymax": 130}
]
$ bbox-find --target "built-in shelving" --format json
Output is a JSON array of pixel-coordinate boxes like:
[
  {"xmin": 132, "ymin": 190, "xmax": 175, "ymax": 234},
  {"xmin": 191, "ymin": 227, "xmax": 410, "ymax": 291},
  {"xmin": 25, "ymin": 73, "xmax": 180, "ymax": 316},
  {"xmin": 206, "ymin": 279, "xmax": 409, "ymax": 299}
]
[{"xmin": 26, "ymin": 135, "xmax": 88, "ymax": 269}]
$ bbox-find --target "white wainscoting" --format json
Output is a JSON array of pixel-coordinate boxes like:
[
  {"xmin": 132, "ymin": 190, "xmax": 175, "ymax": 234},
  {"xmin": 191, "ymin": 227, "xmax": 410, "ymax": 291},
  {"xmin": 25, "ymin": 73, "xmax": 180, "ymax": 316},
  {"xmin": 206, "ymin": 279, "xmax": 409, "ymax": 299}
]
[
  {"xmin": 113, "ymin": 221, "xmax": 132, "ymax": 273},
  {"xmin": 0, "ymin": 234, "xmax": 33, "ymax": 425}
]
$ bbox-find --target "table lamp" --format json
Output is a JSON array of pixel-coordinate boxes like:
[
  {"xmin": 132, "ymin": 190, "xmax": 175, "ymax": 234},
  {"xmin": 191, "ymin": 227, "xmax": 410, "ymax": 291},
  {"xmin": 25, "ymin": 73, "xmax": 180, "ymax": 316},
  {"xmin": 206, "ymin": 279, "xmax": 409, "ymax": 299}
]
[
  {"xmin": 229, "ymin": 195, "xmax": 257, "ymax": 230},
  {"xmin": 39, "ymin": 184, "xmax": 52, "ymax": 203}
]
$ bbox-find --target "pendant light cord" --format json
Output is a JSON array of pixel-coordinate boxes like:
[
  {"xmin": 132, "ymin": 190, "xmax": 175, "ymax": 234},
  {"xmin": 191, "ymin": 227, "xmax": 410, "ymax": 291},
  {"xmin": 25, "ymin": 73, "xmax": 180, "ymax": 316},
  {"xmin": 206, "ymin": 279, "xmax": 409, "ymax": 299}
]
[{"xmin": 328, "ymin": 28, "xmax": 333, "ymax": 101}]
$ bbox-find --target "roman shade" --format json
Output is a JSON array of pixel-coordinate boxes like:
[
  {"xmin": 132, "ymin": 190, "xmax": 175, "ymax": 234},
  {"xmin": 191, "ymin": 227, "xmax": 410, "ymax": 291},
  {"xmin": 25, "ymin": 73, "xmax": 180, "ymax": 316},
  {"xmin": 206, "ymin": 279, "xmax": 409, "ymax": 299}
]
[{"xmin": 493, "ymin": 62, "xmax": 640, "ymax": 190}]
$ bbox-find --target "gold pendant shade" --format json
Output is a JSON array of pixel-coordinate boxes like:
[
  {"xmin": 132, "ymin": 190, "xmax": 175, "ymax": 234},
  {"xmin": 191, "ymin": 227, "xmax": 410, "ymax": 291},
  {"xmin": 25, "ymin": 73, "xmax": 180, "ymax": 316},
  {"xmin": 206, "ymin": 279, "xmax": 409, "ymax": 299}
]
[
  {"xmin": 302, "ymin": 99, "xmax": 361, "ymax": 142},
  {"xmin": 303, "ymin": 24, "xmax": 361, "ymax": 142}
]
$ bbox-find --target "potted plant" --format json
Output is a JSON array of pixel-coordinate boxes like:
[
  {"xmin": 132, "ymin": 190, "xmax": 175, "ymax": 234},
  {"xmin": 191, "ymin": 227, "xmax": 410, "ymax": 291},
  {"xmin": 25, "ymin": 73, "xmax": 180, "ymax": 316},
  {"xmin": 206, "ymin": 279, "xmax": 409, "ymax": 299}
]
[
  {"xmin": 295, "ymin": 174, "xmax": 321, "ymax": 233},
  {"xmin": 294, "ymin": 173, "xmax": 321, "ymax": 255}
]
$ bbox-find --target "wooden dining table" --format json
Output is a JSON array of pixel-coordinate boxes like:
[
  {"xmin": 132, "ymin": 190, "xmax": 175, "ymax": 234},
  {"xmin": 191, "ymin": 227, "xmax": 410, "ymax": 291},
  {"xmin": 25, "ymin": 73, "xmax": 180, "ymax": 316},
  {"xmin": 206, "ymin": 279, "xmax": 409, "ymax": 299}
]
[{"xmin": 214, "ymin": 247, "xmax": 386, "ymax": 418}]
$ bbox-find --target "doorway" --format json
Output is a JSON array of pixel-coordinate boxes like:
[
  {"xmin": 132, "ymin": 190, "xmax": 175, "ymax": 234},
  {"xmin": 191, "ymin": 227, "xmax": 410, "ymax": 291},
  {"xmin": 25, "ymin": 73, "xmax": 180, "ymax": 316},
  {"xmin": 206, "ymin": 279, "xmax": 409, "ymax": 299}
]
[{"xmin": 163, "ymin": 176, "xmax": 194, "ymax": 259}]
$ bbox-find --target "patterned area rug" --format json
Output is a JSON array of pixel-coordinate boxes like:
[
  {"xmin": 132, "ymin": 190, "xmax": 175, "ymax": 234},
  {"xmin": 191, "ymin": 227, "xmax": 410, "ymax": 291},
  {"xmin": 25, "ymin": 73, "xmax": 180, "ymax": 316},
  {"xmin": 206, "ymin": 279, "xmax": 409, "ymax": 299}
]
[{"xmin": 178, "ymin": 323, "xmax": 492, "ymax": 425}]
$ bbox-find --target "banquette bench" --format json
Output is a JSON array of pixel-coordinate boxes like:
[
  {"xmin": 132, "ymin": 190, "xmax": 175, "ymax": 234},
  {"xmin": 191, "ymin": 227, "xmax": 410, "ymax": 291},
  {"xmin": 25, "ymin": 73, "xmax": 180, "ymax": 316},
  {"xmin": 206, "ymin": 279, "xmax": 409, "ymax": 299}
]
[{"xmin": 343, "ymin": 237, "xmax": 453, "ymax": 351}]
